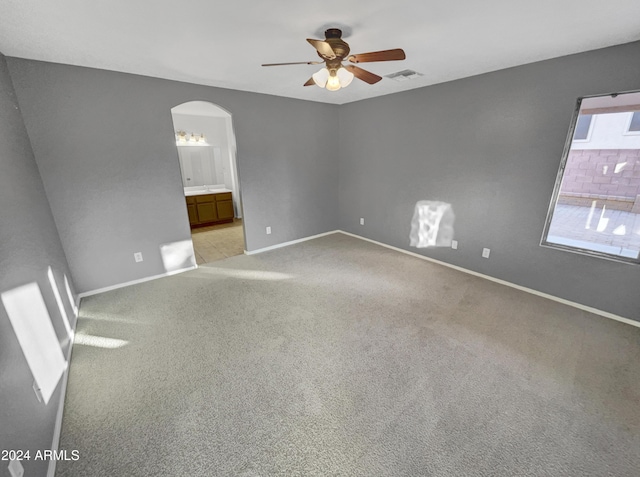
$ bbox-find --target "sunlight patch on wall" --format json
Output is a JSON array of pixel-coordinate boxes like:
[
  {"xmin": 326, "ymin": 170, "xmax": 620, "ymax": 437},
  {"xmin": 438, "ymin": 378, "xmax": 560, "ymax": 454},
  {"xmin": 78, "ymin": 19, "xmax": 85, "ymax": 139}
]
[
  {"xmin": 160, "ymin": 239, "xmax": 196, "ymax": 273},
  {"xmin": 47, "ymin": 267, "xmax": 72, "ymax": 342},
  {"xmin": 409, "ymin": 201, "xmax": 455, "ymax": 248},
  {"xmin": 1, "ymin": 282, "xmax": 67, "ymax": 404},
  {"xmin": 64, "ymin": 274, "xmax": 78, "ymax": 318},
  {"xmin": 74, "ymin": 331, "xmax": 128, "ymax": 349}
]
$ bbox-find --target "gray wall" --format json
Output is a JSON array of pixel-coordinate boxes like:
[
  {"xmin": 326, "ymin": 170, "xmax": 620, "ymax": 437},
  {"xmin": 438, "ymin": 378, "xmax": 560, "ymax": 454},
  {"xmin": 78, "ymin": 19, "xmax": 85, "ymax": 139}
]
[
  {"xmin": 0, "ymin": 52, "xmax": 76, "ymax": 476},
  {"xmin": 7, "ymin": 59, "xmax": 340, "ymax": 294},
  {"xmin": 338, "ymin": 41, "xmax": 640, "ymax": 320},
  {"xmin": 5, "ymin": 42, "xmax": 639, "ymax": 318}
]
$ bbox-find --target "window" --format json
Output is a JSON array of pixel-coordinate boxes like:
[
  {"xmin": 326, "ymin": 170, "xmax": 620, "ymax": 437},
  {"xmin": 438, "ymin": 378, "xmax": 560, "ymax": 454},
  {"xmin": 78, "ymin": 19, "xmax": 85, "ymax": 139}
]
[
  {"xmin": 628, "ymin": 111, "xmax": 640, "ymax": 133},
  {"xmin": 573, "ymin": 114, "xmax": 593, "ymax": 140},
  {"xmin": 541, "ymin": 91, "xmax": 640, "ymax": 264}
]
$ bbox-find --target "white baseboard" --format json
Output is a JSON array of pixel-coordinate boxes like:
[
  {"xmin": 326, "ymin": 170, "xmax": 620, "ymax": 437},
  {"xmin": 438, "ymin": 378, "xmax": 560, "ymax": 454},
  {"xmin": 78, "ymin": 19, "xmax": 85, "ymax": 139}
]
[
  {"xmin": 244, "ymin": 230, "xmax": 340, "ymax": 255},
  {"xmin": 79, "ymin": 230, "xmax": 342, "ymax": 300},
  {"xmin": 47, "ymin": 333, "xmax": 75, "ymax": 477},
  {"xmin": 338, "ymin": 231, "xmax": 638, "ymax": 329},
  {"xmin": 77, "ymin": 265, "xmax": 198, "ymax": 300},
  {"xmin": 75, "ymin": 230, "xmax": 637, "ymax": 329}
]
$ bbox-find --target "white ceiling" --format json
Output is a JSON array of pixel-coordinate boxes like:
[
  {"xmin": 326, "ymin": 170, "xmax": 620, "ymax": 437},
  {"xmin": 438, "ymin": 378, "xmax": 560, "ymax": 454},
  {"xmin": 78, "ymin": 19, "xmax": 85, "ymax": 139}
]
[{"xmin": 1, "ymin": 0, "xmax": 640, "ymax": 105}]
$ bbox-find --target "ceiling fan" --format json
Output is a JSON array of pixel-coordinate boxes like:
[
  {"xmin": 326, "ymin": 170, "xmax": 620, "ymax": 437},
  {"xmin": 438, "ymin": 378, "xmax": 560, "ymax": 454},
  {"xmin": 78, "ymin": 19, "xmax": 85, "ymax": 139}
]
[{"xmin": 262, "ymin": 28, "xmax": 406, "ymax": 91}]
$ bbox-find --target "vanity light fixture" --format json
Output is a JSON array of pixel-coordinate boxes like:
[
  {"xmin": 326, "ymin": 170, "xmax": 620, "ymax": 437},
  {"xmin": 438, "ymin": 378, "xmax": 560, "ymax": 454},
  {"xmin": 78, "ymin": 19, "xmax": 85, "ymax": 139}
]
[
  {"xmin": 175, "ymin": 131, "xmax": 207, "ymax": 145},
  {"xmin": 176, "ymin": 130, "xmax": 188, "ymax": 143}
]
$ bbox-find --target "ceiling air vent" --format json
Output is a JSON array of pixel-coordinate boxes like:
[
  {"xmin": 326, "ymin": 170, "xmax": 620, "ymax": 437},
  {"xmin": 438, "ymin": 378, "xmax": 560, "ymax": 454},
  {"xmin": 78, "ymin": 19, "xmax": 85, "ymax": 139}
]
[{"xmin": 386, "ymin": 69, "xmax": 423, "ymax": 82}]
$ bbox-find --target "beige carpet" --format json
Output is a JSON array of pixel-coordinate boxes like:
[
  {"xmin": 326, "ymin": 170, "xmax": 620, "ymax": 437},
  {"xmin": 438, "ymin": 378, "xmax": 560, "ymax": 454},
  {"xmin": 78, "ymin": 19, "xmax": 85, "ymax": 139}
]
[{"xmin": 56, "ymin": 233, "xmax": 640, "ymax": 476}]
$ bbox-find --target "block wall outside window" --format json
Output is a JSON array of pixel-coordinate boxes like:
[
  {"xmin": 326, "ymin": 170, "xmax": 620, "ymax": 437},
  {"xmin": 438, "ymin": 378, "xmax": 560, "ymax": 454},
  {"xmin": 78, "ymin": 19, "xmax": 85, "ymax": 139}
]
[
  {"xmin": 559, "ymin": 149, "xmax": 640, "ymax": 214},
  {"xmin": 541, "ymin": 91, "xmax": 640, "ymax": 263}
]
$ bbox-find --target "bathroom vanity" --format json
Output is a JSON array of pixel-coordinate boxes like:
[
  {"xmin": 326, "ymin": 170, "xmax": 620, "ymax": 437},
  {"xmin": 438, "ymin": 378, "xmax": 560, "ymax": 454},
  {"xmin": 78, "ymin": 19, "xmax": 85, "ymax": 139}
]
[{"xmin": 185, "ymin": 188, "xmax": 234, "ymax": 227}]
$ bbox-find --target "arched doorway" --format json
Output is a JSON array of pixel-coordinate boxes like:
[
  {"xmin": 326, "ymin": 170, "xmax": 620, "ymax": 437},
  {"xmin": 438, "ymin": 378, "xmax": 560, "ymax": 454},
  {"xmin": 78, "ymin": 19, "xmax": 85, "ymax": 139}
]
[{"xmin": 171, "ymin": 101, "xmax": 245, "ymax": 263}]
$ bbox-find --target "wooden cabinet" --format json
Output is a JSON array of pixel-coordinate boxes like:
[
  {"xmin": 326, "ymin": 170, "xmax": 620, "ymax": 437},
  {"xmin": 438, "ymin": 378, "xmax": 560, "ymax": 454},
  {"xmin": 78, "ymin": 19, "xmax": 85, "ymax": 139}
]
[
  {"xmin": 217, "ymin": 199, "xmax": 234, "ymax": 220},
  {"xmin": 214, "ymin": 192, "xmax": 234, "ymax": 221},
  {"xmin": 186, "ymin": 192, "xmax": 234, "ymax": 227},
  {"xmin": 187, "ymin": 202, "xmax": 198, "ymax": 224},
  {"xmin": 196, "ymin": 202, "xmax": 217, "ymax": 222}
]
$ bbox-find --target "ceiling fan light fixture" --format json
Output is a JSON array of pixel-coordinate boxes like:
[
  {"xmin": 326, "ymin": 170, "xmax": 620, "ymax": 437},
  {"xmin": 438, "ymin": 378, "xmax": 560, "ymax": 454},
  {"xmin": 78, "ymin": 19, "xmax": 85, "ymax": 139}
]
[
  {"xmin": 326, "ymin": 70, "xmax": 341, "ymax": 91},
  {"xmin": 313, "ymin": 66, "xmax": 353, "ymax": 91},
  {"xmin": 337, "ymin": 67, "xmax": 354, "ymax": 88},
  {"xmin": 312, "ymin": 67, "xmax": 329, "ymax": 88}
]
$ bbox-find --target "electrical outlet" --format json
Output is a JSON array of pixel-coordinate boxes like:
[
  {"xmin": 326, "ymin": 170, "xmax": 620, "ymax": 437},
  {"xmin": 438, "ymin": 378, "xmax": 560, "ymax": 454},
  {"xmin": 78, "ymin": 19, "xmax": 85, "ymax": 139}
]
[
  {"xmin": 266, "ymin": 226, "xmax": 271, "ymax": 235},
  {"xmin": 8, "ymin": 459, "xmax": 24, "ymax": 477},
  {"xmin": 482, "ymin": 248, "xmax": 490, "ymax": 258},
  {"xmin": 134, "ymin": 252, "xmax": 143, "ymax": 262},
  {"xmin": 451, "ymin": 240, "xmax": 458, "ymax": 250},
  {"xmin": 360, "ymin": 218, "xmax": 365, "ymax": 225}
]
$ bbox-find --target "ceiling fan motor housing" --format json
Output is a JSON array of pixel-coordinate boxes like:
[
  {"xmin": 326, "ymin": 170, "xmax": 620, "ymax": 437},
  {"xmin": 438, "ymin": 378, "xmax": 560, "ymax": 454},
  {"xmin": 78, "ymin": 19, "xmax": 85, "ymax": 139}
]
[{"xmin": 319, "ymin": 28, "xmax": 350, "ymax": 64}]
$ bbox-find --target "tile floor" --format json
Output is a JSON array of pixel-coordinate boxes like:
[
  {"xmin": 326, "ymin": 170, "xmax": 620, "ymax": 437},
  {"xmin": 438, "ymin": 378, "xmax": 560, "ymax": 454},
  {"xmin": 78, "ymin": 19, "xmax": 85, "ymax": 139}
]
[{"xmin": 191, "ymin": 219, "xmax": 245, "ymax": 264}]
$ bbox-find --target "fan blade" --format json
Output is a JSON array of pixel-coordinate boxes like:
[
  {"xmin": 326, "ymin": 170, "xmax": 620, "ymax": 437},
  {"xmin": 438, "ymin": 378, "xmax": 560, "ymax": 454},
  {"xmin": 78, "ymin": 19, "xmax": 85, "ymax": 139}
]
[
  {"xmin": 306, "ymin": 39, "xmax": 336, "ymax": 59},
  {"xmin": 347, "ymin": 48, "xmax": 406, "ymax": 63},
  {"xmin": 262, "ymin": 61, "xmax": 323, "ymax": 66},
  {"xmin": 344, "ymin": 65, "xmax": 382, "ymax": 84},
  {"xmin": 303, "ymin": 77, "xmax": 315, "ymax": 87}
]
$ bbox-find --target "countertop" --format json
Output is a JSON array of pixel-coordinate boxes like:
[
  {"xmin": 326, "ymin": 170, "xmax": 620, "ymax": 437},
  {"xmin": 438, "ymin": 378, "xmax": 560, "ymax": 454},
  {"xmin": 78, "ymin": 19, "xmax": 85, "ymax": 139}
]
[{"xmin": 184, "ymin": 187, "xmax": 232, "ymax": 197}]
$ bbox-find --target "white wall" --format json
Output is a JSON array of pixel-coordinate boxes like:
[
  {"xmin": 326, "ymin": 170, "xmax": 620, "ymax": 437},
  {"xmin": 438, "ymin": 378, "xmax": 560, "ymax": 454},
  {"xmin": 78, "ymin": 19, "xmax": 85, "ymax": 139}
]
[
  {"xmin": 175, "ymin": 145, "xmax": 221, "ymax": 187},
  {"xmin": 572, "ymin": 112, "xmax": 640, "ymax": 149},
  {"xmin": 172, "ymin": 112, "xmax": 241, "ymax": 215},
  {"xmin": 172, "ymin": 113, "xmax": 231, "ymax": 184}
]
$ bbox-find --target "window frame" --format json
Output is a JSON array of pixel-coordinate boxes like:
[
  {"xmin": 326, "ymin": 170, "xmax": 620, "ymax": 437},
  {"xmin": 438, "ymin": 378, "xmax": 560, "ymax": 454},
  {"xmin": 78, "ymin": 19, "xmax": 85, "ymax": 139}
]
[
  {"xmin": 624, "ymin": 111, "xmax": 640, "ymax": 135},
  {"xmin": 540, "ymin": 92, "xmax": 640, "ymax": 265}
]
